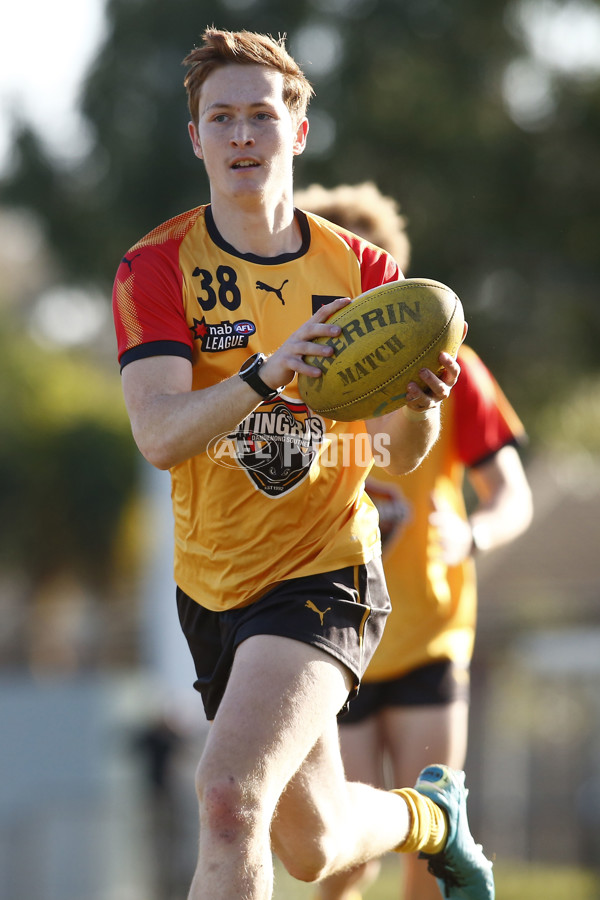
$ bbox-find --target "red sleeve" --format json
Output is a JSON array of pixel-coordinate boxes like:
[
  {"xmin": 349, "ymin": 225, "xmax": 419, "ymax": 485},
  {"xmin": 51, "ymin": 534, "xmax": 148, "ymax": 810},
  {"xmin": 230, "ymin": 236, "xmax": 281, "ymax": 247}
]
[
  {"xmin": 452, "ymin": 345, "xmax": 527, "ymax": 468},
  {"xmin": 338, "ymin": 232, "xmax": 401, "ymax": 292},
  {"xmin": 113, "ymin": 238, "xmax": 191, "ymax": 369}
]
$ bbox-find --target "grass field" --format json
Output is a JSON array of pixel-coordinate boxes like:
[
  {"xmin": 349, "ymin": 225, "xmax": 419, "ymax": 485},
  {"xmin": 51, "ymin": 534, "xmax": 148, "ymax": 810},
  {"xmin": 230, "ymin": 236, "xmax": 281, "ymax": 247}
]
[{"xmin": 273, "ymin": 854, "xmax": 600, "ymax": 899}]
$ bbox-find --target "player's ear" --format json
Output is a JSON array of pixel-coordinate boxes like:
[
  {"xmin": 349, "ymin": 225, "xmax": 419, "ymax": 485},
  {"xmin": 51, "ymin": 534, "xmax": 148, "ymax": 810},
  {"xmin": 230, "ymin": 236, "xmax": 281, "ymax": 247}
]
[
  {"xmin": 188, "ymin": 121, "xmax": 203, "ymax": 159},
  {"xmin": 292, "ymin": 117, "xmax": 309, "ymax": 157}
]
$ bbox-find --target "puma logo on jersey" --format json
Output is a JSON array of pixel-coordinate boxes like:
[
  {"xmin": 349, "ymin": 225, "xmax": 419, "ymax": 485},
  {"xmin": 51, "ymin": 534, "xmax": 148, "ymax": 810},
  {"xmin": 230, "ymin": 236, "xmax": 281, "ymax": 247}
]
[
  {"xmin": 256, "ymin": 279, "xmax": 289, "ymax": 305},
  {"xmin": 305, "ymin": 600, "xmax": 332, "ymax": 625},
  {"xmin": 121, "ymin": 252, "xmax": 142, "ymax": 271}
]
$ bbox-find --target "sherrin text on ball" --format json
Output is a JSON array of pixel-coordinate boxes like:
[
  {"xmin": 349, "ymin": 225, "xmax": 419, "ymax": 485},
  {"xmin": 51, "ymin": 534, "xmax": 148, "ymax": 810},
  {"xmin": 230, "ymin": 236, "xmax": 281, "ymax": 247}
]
[{"xmin": 297, "ymin": 278, "xmax": 465, "ymax": 421}]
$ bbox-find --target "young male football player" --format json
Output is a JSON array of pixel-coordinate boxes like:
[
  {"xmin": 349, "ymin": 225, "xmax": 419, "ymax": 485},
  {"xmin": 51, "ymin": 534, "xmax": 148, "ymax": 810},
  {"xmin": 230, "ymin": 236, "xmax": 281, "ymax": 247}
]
[{"xmin": 112, "ymin": 28, "xmax": 493, "ymax": 900}]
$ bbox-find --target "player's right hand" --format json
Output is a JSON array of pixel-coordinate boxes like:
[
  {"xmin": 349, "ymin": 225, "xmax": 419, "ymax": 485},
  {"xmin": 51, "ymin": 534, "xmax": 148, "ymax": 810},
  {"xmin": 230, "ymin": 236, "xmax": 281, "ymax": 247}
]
[{"xmin": 260, "ymin": 296, "xmax": 352, "ymax": 390}]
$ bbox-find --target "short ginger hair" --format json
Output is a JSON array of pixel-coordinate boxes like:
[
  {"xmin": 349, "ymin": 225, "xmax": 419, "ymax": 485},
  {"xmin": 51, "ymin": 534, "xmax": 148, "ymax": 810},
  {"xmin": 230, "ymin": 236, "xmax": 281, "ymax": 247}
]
[
  {"xmin": 183, "ymin": 27, "xmax": 314, "ymax": 128},
  {"xmin": 295, "ymin": 181, "xmax": 412, "ymax": 274}
]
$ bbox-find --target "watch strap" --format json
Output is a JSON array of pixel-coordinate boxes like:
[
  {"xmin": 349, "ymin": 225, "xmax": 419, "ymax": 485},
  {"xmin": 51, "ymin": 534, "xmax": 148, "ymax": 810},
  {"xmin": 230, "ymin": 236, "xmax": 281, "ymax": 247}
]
[{"xmin": 239, "ymin": 353, "xmax": 281, "ymax": 401}]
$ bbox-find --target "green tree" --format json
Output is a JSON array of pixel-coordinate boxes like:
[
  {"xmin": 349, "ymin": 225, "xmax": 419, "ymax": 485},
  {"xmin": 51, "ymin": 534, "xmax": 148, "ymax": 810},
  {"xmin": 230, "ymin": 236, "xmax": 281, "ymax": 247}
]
[{"xmin": 0, "ymin": 315, "xmax": 139, "ymax": 662}]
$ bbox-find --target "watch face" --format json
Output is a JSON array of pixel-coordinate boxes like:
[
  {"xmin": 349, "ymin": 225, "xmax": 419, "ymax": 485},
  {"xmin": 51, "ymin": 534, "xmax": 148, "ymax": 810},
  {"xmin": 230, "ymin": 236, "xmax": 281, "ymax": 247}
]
[{"xmin": 240, "ymin": 353, "xmax": 262, "ymax": 376}]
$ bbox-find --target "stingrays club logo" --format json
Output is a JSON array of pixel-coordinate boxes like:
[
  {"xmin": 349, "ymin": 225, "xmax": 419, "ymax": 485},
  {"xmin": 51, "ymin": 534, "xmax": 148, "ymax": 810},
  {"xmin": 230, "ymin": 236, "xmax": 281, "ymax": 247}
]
[{"xmin": 207, "ymin": 397, "xmax": 325, "ymax": 497}]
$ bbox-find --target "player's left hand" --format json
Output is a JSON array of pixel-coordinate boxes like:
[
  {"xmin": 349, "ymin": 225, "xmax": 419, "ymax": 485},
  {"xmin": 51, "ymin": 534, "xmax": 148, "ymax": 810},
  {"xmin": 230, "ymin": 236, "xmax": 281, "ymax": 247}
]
[
  {"xmin": 404, "ymin": 322, "xmax": 467, "ymax": 414},
  {"xmin": 429, "ymin": 494, "xmax": 474, "ymax": 565}
]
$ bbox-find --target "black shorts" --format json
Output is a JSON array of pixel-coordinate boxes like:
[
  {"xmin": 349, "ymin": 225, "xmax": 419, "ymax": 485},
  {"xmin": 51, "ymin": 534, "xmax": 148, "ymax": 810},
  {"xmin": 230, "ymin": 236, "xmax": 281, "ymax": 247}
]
[
  {"xmin": 176, "ymin": 558, "xmax": 391, "ymax": 721},
  {"xmin": 340, "ymin": 659, "xmax": 471, "ymax": 725}
]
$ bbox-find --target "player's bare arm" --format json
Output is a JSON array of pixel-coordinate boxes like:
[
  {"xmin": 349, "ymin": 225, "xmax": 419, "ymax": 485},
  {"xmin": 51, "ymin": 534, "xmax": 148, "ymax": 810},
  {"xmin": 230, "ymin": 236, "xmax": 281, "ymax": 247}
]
[
  {"xmin": 366, "ymin": 349, "xmax": 462, "ymax": 476},
  {"xmin": 121, "ymin": 296, "xmax": 351, "ymax": 470}
]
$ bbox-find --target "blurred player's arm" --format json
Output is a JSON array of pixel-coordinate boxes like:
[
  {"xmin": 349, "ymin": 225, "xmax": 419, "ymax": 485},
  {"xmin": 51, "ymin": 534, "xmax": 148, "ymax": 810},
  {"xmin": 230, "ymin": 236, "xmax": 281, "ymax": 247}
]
[
  {"xmin": 466, "ymin": 444, "xmax": 533, "ymax": 552},
  {"xmin": 430, "ymin": 444, "xmax": 533, "ymax": 565}
]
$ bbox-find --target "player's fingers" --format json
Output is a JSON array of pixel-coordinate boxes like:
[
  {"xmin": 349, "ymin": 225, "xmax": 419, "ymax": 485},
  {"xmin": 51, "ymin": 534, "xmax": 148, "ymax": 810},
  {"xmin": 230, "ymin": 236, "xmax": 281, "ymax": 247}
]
[
  {"xmin": 404, "ymin": 391, "xmax": 437, "ymax": 413},
  {"xmin": 411, "ymin": 355, "xmax": 460, "ymax": 404},
  {"xmin": 311, "ymin": 296, "xmax": 352, "ymax": 322},
  {"xmin": 410, "ymin": 367, "xmax": 451, "ymax": 401},
  {"xmin": 290, "ymin": 315, "xmax": 345, "ymax": 351},
  {"xmin": 295, "ymin": 338, "xmax": 336, "ymax": 359},
  {"xmin": 293, "ymin": 360, "xmax": 328, "ymax": 378},
  {"xmin": 270, "ymin": 336, "xmax": 337, "ymax": 381},
  {"xmin": 438, "ymin": 351, "xmax": 461, "ymax": 386},
  {"xmin": 279, "ymin": 349, "xmax": 328, "ymax": 378}
]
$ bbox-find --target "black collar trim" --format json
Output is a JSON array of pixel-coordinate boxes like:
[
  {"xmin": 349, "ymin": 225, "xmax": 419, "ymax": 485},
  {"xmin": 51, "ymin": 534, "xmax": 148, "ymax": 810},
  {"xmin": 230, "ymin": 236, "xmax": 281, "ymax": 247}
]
[{"xmin": 204, "ymin": 205, "xmax": 311, "ymax": 265}]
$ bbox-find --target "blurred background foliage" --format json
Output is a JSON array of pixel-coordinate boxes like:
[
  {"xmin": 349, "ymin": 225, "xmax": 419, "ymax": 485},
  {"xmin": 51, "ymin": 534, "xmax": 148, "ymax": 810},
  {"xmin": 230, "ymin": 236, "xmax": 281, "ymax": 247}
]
[
  {"xmin": 0, "ymin": 319, "xmax": 135, "ymax": 583},
  {"xmin": 1, "ymin": 0, "xmax": 599, "ymax": 659},
  {"xmin": 4, "ymin": 0, "xmax": 600, "ymax": 423}
]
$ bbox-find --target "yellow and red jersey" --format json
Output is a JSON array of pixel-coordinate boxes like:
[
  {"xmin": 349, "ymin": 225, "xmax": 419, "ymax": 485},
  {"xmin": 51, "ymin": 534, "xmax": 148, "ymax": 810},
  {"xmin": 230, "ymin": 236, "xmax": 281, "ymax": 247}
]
[
  {"xmin": 113, "ymin": 205, "xmax": 400, "ymax": 611},
  {"xmin": 364, "ymin": 344, "xmax": 526, "ymax": 681}
]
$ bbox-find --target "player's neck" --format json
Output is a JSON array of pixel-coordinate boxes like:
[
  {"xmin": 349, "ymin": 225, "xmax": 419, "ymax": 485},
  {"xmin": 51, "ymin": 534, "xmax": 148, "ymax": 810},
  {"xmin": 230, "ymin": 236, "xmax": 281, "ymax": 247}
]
[{"xmin": 210, "ymin": 194, "xmax": 302, "ymax": 258}]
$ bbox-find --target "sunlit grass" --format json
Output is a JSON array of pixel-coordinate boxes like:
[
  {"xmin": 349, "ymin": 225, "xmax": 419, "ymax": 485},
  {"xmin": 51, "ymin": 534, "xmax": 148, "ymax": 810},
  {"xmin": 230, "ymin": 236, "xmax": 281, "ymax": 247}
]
[{"xmin": 273, "ymin": 854, "xmax": 600, "ymax": 899}]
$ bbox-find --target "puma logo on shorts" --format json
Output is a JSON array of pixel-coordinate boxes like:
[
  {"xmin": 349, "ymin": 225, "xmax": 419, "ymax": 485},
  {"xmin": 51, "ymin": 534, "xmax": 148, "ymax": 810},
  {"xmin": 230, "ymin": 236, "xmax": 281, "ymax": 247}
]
[{"xmin": 305, "ymin": 600, "xmax": 332, "ymax": 625}]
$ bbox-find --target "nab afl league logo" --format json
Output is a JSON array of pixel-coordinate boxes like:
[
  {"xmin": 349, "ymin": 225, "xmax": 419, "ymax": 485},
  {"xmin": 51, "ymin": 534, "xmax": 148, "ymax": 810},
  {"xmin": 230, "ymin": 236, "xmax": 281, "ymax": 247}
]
[{"xmin": 208, "ymin": 398, "xmax": 325, "ymax": 497}]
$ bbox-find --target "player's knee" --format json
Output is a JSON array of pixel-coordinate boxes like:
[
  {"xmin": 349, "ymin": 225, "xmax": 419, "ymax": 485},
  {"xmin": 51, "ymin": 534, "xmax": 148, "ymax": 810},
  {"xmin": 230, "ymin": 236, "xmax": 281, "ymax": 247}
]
[{"xmin": 195, "ymin": 767, "xmax": 263, "ymax": 841}]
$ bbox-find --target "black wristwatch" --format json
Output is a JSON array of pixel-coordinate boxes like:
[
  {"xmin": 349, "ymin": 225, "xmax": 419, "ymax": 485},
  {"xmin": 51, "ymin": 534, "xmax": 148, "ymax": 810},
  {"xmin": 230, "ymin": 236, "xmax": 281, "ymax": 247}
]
[{"xmin": 238, "ymin": 352, "xmax": 282, "ymax": 401}]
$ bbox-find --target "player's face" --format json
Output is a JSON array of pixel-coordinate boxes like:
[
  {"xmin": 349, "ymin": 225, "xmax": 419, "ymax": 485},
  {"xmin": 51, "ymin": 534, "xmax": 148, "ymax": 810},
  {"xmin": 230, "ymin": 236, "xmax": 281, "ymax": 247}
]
[{"xmin": 189, "ymin": 63, "xmax": 308, "ymax": 207}]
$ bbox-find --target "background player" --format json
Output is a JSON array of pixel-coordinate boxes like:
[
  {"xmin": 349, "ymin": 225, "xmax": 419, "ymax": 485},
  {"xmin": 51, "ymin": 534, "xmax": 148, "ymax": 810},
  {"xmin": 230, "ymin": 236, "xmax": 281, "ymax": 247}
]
[{"xmin": 296, "ymin": 182, "xmax": 532, "ymax": 900}]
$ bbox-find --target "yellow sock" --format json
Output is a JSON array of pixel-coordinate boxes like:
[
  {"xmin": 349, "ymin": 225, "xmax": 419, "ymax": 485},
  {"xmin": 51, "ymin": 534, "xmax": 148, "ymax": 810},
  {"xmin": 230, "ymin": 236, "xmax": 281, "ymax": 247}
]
[{"xmin": 391, "ymin": 788, "xmax": 448, "ymax": 854}]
